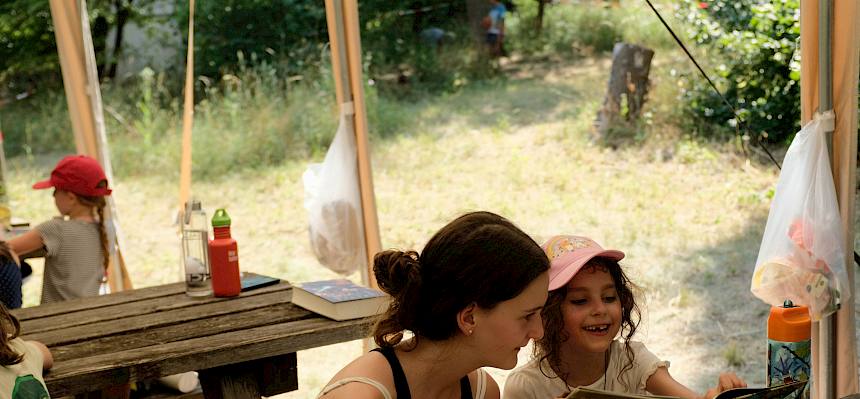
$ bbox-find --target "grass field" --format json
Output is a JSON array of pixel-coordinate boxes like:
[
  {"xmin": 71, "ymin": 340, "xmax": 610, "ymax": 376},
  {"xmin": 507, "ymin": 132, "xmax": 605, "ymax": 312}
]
[{"xmin": 7, "ymin": 53, "xmax": 858, "ymax": 398}]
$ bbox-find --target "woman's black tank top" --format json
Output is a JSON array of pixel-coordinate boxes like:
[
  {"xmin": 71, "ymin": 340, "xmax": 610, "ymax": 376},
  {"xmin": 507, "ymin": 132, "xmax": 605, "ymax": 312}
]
[{"xmin": 372, "ymin": 346, "xmax": 473, "ymax": 399}]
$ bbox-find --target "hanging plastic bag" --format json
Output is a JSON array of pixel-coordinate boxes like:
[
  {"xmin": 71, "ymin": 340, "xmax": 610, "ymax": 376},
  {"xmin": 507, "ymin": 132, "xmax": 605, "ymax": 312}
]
[
  {"xmin": 302, "ymin": 109, "xmax": 366, "ymax": 275},
  {"xmin": 751, "ymin": 111, "xmax": 850, "ymax": 321}
]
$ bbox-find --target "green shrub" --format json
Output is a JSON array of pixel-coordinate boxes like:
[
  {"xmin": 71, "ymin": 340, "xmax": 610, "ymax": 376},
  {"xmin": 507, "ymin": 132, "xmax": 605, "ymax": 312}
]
[
  {"xmin": 507, "ymin": 2, "xmax": 623, "ymax": 58},
  {"xmin": 676, "ymin": 0, "xmax": 800, "ymax": 144},
  {"xmin": 0, "ymin": 90, "xmax": 75, "ymax": 157},
  {"xmin": 506, "ymin": 1, "xmax": 681, "ymax": 59}
]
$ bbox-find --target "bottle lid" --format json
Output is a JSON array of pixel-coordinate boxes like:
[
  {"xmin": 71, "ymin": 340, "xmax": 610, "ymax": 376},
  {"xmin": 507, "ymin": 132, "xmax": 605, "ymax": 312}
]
[
  {"xmin": 768, "ymin": 302, "xmax": 811, "ymax": 342},
  {"xmin": 212, "ymin": 208, "xmax": 231, "ymax": 227}
]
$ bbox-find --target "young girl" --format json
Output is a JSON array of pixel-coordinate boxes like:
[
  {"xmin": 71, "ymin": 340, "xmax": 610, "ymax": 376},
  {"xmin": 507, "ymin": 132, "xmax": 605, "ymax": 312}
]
[
  {"xmin": 1, "ymin": 302, "xmax": 53, "ymax": 397},
  {"xmin": 504, "ymin": 235, "xmax": 746, "ymax": 399},
  {"xmin": 318, "ymin": 211, "xmax": 550, "ymax": 399},
  {"xmin": 9, "ymin": 155, "xmax": 111, "ymax": 304}
]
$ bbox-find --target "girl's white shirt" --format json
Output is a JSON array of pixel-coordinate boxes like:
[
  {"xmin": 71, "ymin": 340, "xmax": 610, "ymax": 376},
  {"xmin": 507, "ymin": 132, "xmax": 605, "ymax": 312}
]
[{"xmin": 503, "ymin": 340, "xmax": 669, "ymax": 399}]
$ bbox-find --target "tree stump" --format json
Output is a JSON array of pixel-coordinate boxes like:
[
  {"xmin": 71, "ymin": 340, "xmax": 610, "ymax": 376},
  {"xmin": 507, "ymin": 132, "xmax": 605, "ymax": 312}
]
[{"xmin": 594, "ymin": 43, "xmax": 654, "ymax": 137}]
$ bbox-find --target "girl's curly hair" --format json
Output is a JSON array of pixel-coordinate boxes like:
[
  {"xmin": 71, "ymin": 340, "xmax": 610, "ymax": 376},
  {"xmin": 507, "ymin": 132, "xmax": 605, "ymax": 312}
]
[{"xmin": 534, "ymin": 257, "xmax": 641, "ymax": 388}]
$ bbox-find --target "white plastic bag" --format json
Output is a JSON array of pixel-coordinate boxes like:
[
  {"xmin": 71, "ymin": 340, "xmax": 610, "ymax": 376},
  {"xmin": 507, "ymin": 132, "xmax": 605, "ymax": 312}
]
[
  {"xmin": 751, "ymin": 111, "xmax": 850, "ymax": 320},
  {"xmin": 302, "ymin": 110, "xmax": 366, "ymax": 275}
]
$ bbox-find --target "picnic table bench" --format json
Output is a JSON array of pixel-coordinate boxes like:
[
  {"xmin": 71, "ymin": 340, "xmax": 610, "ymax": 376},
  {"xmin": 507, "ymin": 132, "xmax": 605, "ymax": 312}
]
[{"xmin": 10, "ymin": 276, "xmax": 375, "ymax": 398}]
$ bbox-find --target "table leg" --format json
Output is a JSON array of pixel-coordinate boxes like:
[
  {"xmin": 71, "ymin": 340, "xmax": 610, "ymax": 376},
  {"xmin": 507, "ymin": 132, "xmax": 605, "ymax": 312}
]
[{"xmin": 198, "ymin": 353, "xmax": 298, "ymax": 399}]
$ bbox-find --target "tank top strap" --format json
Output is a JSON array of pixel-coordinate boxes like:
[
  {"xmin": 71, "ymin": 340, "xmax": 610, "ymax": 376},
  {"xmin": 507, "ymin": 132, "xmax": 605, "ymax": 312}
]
[
  {"xmin": 459, "ymin": 374, "xmax": 472, "ymax": 399},
  {"xmin": 474, "ymin": 368, "xmax": 487, "ymax": 399},
  {"xmin": 317, "ymin": 376, "xmax": 393, "ymax": 399},
  {"xmin": 372, "ymin": 347, "xmax": 411, "ymax": 399}
]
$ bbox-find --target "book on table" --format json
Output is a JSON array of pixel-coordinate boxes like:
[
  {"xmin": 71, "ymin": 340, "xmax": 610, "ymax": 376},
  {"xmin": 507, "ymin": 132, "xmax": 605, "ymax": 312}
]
[
  {"xmin": 565, "ymin": 380, "xmax": 806, "ymax": 399},
  {"xmin": 291, "ymin": 279, "xmax": 389, "ymax": 321}
]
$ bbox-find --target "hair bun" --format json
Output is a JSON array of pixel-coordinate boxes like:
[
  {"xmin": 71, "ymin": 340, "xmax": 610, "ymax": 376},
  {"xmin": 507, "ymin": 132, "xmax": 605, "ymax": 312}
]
[{"xmin": 373, "ymin": 250, "xmax": 421, "ymax": 296}]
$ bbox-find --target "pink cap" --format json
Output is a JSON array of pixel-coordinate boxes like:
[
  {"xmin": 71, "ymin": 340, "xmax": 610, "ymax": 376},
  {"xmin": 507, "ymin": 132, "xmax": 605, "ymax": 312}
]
[
  {"xmin": 32, "ymin": 155, "xmax": 112, "ymax": 197},
  {"xmin": 543, "ymin": 235, "xmax": 625, "ymax": 290}
]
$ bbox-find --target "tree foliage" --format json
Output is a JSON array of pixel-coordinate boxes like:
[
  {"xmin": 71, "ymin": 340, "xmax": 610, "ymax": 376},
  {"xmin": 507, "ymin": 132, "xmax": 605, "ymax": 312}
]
[
  {"xmin": 677, "ymin": 0, "xmax": 801, "ymax": 144},
  {"xmin": 0, "ymin": 1, "xmax": 59, "ymax": 95},
  {"xmin": 0, "ymin": 0, "xmax": 163, "ymax": 97},
  {"xmin": 177, "ymin": 0, "xmax": 327, "ymax": 80}
]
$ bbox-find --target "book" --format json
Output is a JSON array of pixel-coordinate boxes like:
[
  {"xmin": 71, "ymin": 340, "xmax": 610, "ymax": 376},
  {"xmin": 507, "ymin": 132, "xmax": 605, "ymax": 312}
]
[
  {"xmin": 565, "ymin": 380, "xmax": 806, "ymax": 399},
  {"xmin": 291, "ymin": 279, "xmax": 389, "ymax": 321},
  {"xmin": 240, "ymin": 272, "xmax": 281, "ymax": 291}
]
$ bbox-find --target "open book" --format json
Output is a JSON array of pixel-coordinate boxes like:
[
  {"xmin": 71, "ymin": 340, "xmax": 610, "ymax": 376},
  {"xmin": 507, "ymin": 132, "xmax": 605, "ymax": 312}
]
[{"xmin": 565, "ymin": 380, "xmax": 806, "ymax": 399}]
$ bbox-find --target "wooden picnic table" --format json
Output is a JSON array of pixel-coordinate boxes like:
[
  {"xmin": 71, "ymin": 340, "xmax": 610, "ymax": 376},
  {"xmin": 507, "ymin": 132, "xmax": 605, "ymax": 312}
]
[{"xmin": 10, "ymin": 275, "xmax": 375, "ymax": 398}]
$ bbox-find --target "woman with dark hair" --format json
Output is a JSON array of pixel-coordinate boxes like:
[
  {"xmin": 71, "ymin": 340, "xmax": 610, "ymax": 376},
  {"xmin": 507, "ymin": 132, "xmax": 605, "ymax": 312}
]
[{"xmin": 318, "ymin": 211, "xmax": 550, "ymax": 399}]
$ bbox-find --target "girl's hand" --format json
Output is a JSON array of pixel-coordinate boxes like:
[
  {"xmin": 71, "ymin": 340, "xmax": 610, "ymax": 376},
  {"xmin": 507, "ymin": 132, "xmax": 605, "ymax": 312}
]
[{"xmin": 700, "ymin": 372, "xmax": 747, "ymax": 399}]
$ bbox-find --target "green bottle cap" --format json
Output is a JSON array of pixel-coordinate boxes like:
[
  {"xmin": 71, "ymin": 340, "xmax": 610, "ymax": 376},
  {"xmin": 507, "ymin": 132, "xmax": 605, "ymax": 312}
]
[{"xmin": 212, "ymin": 208, "xmax": 231, "ymax": 227}]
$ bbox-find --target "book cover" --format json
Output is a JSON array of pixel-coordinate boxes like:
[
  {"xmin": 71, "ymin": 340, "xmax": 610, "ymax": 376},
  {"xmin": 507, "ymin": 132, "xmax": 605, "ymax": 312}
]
[
  {"xmin": 565, "ymin": 380, "xmax": 806, "ymax": 399},
  {"xmin": 240, "ymin": 273, "xmax": 282, "ymax": 291},
  {"xmin": 292, "ymin": 279, "xmax": 389, "ymax": 321}
]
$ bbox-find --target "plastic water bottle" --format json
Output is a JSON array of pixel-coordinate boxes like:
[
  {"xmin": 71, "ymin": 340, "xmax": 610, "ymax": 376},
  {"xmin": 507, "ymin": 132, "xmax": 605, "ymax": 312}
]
[
  {"xmin": 767, "ymin": 300, "xmax": 811, "ymax": 399},
  {"xmin": 208, "ymin": 208, "xmax": 241, "ymax": 297},
  {"xmin": 182, "ymin": 200, "xmax": 212, "ymax": 297}
]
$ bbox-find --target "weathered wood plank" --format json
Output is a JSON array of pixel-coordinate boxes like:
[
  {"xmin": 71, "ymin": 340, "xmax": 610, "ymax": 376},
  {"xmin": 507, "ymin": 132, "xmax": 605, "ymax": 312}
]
[
  {"xmin": 22, "ymin": 290, "xmax": 294, "ymax": 347},
  {"xmin": 12, "ymin": 282, "xmax": 185, "ymax": 321},
  {"xmin": 43, "ymin": 316, "xmax": 374, "ymax": 397},
  {"xmin": 12, "ymin": 274, "xmax": 290, "ymax": 323},
  {"xmin": 19, "ymin": 283, "xmax": 290, "ymax": 335},
  {"xmin": 49, "ymin": 303, "xmax": 311, "ymax": 362}
]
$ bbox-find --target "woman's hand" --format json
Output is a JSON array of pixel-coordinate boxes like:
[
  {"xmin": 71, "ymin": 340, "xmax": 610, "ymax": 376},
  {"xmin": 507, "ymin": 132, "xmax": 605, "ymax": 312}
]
[{"xmin": 699, "ymin": 372, "xmax": 747, "ymax": 399}]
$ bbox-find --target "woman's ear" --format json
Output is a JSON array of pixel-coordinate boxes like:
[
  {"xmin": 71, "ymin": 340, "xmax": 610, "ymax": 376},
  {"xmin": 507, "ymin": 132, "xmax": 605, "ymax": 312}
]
[{"xmin": 457, "ymin": 302, "xmax": 478, "ymax": 336}]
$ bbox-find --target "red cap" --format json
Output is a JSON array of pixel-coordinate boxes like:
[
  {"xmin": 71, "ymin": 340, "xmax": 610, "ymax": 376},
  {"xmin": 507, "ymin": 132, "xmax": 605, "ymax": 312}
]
[{"xmin": 32, "ymin": 155, "xmax": 112, "ymax": 196}]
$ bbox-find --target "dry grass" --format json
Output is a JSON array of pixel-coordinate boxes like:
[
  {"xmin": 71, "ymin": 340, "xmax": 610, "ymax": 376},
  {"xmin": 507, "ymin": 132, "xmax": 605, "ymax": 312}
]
[{"xmin": 7, "ymin": 54, "xmax": 857, "ymax": 398}]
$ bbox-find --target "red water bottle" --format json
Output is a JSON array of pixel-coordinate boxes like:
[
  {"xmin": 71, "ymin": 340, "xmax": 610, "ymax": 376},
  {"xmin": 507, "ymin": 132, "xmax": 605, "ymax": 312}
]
[{"xmin": 208, "ymin": 208, "xmax": 241, "ymax": 297}]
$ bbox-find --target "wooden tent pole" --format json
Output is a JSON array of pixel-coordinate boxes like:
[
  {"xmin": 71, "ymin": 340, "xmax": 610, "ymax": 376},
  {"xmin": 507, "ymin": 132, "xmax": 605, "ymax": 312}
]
[
  {"xmin": 50, "ymin": 0, "xmax": 132, "ymax": 291},
  {"xmin": 325, "ymin": 0, "xmax": 382, "ymax": 288},
  {"xmin": 342, "ymin": 0, "xmax": 382, "ymax": 287},
  {"xmin": 324, "ymin": 0, "xmax": 348, "ymax": 108},
  {"xmin": 801, "ymin": 1, "xmax": 860, "ymax": 397},
  {"xmin": 49, "ymin": 0, "xmax": 98, "ymax": 156},
  {"xmin": 179, "ymin": 0, "xmax": 195, "ymax": 213},
  {"xmin": 78, "ymin": 0, "xmax": 132, "ymax": 291}
]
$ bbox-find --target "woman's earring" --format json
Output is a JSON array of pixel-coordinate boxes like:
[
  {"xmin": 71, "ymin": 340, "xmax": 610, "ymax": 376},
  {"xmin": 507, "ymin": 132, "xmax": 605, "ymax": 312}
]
[{"xmin": 468, "ymin": 329, "xmax": 474, "ymax": 336}]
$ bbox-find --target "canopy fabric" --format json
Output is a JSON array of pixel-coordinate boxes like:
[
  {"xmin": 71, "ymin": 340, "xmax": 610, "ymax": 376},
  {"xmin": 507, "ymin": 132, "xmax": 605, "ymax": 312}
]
[
  {"xmin": 48, "ymin": 0, "xmax": 133, "ymax": 292},
  {"xmin": 800, "ymin": 1, "xmax": 860, "ymax": 397}
]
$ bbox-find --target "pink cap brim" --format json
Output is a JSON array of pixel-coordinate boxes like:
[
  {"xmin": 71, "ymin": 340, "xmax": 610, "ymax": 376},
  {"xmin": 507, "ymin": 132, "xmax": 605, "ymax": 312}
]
[
  {"xmin": 32, "ymin": 180, "xmax": 54, "ymax": 190},
  {"xmin": 548, "ymin": 248, "xmax": 625, "ymax": 290}
]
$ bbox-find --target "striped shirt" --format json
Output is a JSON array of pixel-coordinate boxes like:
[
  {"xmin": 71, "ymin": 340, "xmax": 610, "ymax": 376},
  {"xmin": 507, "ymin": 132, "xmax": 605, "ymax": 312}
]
[{"xmin": 36, "ymin": 218, "xmax": 104, "ymax": 304}]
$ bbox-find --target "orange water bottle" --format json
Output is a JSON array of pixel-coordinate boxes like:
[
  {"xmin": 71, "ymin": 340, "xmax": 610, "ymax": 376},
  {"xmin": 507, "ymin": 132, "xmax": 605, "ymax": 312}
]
[
  {"xmin": 767, "ymin": 300, "xmax": 811, "ymax": 399},
  {"xmin": 208, "ymin": 209, "xmax": 241, "ymax": 297}
]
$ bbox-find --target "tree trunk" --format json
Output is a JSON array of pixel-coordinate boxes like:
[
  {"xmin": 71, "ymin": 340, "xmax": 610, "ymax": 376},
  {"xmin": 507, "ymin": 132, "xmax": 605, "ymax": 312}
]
[
  {"xmin": 465, "ymin": 0, "xmax": 491, "ymax": 46},
  {"xmin": 594, "ymin": 43, "xmax": 655, "ymax": 137},
  {"xmin": 536, "ymin": 0, "xmax": 546, "ymax": 34},
  {"xmin": 105, "ymin": 0, "xmax": 132, "ymax": 80}
]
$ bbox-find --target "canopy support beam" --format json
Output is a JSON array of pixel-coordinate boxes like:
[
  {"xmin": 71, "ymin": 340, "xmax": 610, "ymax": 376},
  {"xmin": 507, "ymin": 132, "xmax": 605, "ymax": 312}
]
[
  {"xmin": 802, "ymin": 0, "xmax": 860, "ymax": 397},
  {"xmin": 324, "ymin": 0, "xmax": 382, "ymax": 288}
]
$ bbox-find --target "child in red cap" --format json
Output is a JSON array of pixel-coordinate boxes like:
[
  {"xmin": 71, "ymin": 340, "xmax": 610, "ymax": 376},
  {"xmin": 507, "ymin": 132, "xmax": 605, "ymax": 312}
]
[
  {"xmin": 504, "ymin": 235, "xmax": 746, "ymax": 399},
  {"xmin": 9, "ymin": 155, "xmax": 112, "ymax": 304}
]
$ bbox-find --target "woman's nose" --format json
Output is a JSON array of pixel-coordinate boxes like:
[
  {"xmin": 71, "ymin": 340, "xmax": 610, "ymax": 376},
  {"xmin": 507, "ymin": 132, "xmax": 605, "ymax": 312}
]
[{"xmin": 530, "ymin": 314, "xmax": 544, "ymax": 340}]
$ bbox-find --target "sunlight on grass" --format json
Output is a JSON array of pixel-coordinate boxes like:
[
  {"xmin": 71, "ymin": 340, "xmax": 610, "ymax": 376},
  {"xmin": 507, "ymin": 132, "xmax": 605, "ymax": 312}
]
[{"xmin": 7, "ymin": 53, "xmax": 787, "ymax": 397}]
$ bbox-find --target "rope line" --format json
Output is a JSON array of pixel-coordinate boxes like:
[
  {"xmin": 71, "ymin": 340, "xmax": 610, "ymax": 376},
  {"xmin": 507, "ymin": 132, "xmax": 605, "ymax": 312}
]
[
  {"xmin": 642, "ymin": 0, "xmax": 860, "ymax": 268},
  {"xmin": 642, "ymin": 0, "xmax": 782, "ymax": 169}
]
